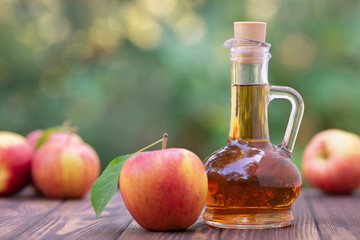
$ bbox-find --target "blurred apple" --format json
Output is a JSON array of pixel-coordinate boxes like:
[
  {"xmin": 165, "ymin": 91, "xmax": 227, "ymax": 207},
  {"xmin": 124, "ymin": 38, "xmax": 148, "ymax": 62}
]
[
  {"xmin": 26, "ymin": 129, "xmax": 83, "ymax": 151},
  {"xmin": 302, "ymin": 129, "xmax": 360, "ymax": 194},
  {"xmin": 27, "ymin": 129, "xmax": 84, "ymax": 192},
  {"xmin": 120, "ymin": 148, "xmax": 208, "ymax": 231},
  {"xmin": 0, "ymin": 131, "xmax": 32, "ymax": 196},
  {"xmin": 26, "ymin": 129, "xmax": 43, "ymax": 150},
  {"xmin": 32, "ymin": 141, "xmax": 100, "ymax": 198}
]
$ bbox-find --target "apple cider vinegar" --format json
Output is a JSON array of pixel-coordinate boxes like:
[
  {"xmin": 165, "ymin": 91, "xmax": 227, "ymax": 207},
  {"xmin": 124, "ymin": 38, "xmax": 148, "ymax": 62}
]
[
  {"xmin": 203, "ymin": 22, "xmax": 304, "ymax": 229},
  {"xmin": 204, "ymin": 85, "xmax": 301, "ymax": 228}
]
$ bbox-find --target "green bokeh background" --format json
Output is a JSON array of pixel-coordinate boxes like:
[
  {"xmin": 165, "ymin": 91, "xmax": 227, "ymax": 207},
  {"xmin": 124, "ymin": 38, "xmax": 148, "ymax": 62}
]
[{"xmin": 1, "ymin": 0, "xmax": 360, "ymax": 186}]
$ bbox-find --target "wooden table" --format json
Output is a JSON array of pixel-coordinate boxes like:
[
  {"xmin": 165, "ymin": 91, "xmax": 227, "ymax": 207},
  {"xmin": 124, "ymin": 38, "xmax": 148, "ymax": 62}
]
[{"xmin": 0, "ymin": 188, "xmax": 359, "ymax": 240}]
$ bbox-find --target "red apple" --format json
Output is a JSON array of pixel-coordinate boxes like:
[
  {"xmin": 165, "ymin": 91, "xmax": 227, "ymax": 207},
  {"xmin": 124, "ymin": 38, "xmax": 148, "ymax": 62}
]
[
  {"xmin": 26, "ymin": 129, "xmax": 43, "ymax": 150},
  {"xmin": 0, "ymin": 131, "xmax": 32, "ymax": 196},
  {"xmin": 27, "ymin": 129, "xmax": 84, "ymax": 192},
  {"xmin": 32, "ymin": 141, "xmax": 100, "ymax": 198},
  {"xmin": 302, "ymin": 129, "xmax": 360, "ymax": 194},
  {"xmin": 26, "ymin": 129, "xmax": 83, "ymax": 151},
  {"xmin": 119, "ymin": 148, "xmax": 208, "ymax": 231}
]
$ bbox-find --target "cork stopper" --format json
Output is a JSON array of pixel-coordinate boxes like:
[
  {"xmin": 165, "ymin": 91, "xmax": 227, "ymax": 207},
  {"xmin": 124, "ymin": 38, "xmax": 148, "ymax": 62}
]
[
  {"xmin": 230, "ymin": 22, "xmax": 269, "ymax": 64},
  {"xmin": 234, "ymin": 22, "xmax": 267, "ymax": 42}
]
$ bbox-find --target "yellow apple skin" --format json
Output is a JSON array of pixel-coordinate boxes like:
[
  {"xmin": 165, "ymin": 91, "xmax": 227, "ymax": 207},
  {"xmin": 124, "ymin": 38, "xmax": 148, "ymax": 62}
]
[
  {"xmin": 302, "ymin": 129, "xmax": 360, "ymax": 194},
  {"xmin": 120, "ymin": 148, "xmax": 208, "ymax": 231},
  {"xmin": 32, "ymin": 141, "xmax": 100, "ymax": 198},
  {"xmin": 0, "ymin": 132, "xmax": 32, "ymax": 196}
]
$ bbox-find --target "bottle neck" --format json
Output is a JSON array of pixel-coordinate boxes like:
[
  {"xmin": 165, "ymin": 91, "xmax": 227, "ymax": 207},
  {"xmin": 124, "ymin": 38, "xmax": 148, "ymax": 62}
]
[
  {"xmin": 231, "ymin": 60, "xmax": 269, "ymax": 84},
  {"xmin": 228, "ymin": 61, "xmax": 270, "ymax": 141}
]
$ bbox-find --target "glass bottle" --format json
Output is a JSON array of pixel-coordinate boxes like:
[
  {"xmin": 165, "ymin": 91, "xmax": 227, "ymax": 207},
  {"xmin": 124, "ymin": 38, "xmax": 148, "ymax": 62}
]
[{"xmin": 203, "ymin": 22, "xmax": 304, "ymax": 229}]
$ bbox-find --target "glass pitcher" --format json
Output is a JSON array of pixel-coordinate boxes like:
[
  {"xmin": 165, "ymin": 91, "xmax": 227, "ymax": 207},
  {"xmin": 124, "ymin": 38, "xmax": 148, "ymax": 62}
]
[{"xmin": 203, "ymin": 22, "xmax": 304, "ymax": 229}]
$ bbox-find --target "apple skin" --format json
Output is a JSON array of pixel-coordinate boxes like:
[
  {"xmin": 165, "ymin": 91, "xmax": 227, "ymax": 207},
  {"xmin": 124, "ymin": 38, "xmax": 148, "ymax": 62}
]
[
  {"xmin": 26, "ymin": 129, "xmax": 43, "ymax": 150},
  {"xmin": 27, "ymin": 129, "xmax": 84, "ymax": 191},
  {"xmin": 26, "ymin": 129, "xmax": 83, "ymax": 151},
  {"xmin": 32, "ymin": 141, "xmax": 100, "ymax": 198},
  {"xmin": 0, "ymin": 131, "xmax": 32, "ymax": 196},
  {"xmin": 302, "ymin": 129, "xmax": 360, "ymax": 194},
  {"xmin": 120, "ymin": 148, "xmax": 208, "ymax": 231}
]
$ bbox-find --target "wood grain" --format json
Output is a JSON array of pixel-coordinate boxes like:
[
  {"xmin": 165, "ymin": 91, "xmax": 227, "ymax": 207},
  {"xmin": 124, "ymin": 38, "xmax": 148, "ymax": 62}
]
[
  {"xmin": 308, "ymin": 190, "xmax": 360, "ymax": 240},
  {"xmin": 1, "ymin": 188, "xmax": 360, "ymax": 240},
  {"xmin": 118, "ymin": 215, "xmax": 221, "ymax": 240},
  {"xmin": 0, "ymin": 187, "xmax": 63, "ymax": 240},
  {"xmin": 14, "ymin": 192, "xmax": 133, "ymax": 240}
]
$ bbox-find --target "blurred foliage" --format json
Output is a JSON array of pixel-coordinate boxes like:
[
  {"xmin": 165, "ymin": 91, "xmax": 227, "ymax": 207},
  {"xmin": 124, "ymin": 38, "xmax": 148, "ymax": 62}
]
[{"xmin": 1, "ymin": 0, "xmax": 360, "ymax": 186}]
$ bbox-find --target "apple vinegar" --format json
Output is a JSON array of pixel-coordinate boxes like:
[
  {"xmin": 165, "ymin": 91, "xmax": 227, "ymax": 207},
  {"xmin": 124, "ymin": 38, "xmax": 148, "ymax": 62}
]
[
  {"xmin": 203, "ymin": 22, "xmax": 304, "ymax": 229},
  {"xmin": 204, "ymin": 84, "xmax": 301, "ymax": 228}
]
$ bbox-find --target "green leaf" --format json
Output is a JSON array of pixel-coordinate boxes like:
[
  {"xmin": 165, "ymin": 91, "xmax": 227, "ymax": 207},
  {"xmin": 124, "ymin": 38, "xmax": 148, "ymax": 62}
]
[
  {"xmin": 90, "ymin": 135, "xmax": 166, "ymax": 218},
  {"xmin": 35, "ymin": 127, "xmax": 58, "ymax": 150},
  {"xmin": 35, "ymin": 125, "xmax": 73, "ymax": 150},
  {"xmin": 90, "ymin": 153, "xmax": 133, "ymax": 218}
]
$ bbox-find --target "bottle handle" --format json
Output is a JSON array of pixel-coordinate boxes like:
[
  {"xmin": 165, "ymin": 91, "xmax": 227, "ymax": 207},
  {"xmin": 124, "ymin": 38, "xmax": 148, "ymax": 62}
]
[{"xmin": 269, "ymin": 85, "xmax": 304, "ymax": 153}]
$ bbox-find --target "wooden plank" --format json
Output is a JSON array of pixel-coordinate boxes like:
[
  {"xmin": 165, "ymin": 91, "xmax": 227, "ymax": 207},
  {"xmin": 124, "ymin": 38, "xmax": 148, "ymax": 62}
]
[
  {"xmin": 14, "ymin": 191, "xmax": 133, "ymax": 240},
  {"xmin": 0, "ymin": 187, "xmax": 63, "ymax": 240},
  {"xmin": 220, "ymin": 190, "xmax": 321, "ymax": 240},
  {"xmin": 118, "ymin": 215, "xmax": 221, "ymax": 240},
  {"xmin": 1, "ymin": 188, "xmax": 359, "ymax": 240},
  {"xmin": 308, "ymin": 189, "xmax": 360, "ymax": 240}
]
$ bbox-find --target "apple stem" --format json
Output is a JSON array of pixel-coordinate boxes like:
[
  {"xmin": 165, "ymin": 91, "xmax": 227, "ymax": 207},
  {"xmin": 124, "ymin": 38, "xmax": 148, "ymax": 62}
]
[
  {"xmin": 162, "ymin": 133, "xmax": 168, "ymax": 150},
  {"xmin": 135, "ymin": 133, "xmax": 169, "ymax": 153},
  {"xmin": 70, "ymin": 127, "xmax": 78, "ymax": 133},
  {"xmin": 320, "ymin": 141, "xmax": 329, "ymax": 159},
  {"xmin": 62, "ymin": 119, "xmax": 72, "ymax": 128}
]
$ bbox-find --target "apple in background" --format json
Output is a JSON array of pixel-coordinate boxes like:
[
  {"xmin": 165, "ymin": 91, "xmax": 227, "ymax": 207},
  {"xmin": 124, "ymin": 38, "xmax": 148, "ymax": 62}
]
[
  {"xmin": 120, "ymin": 148, "xmax": 208, "ymax": 231},
  {"xmin": 26, "ymin": 129, "xmax": 84, "ymax": 192},
  {"xmin": 26, "ymin": 129, "xmax": 43, "ymax": 150},
  {"xmin": 32, "ymin": 141, "xmax": 100, "ymax": 198},
  {"xmin": 302, "ymin": 129, "xmax": 360, "ymax": 194},
  {"xmin": 0, "ymin": 131, "xmax": 32, "ymax": 196},
  {"xmin": 26, "ymin": 129, "xmax": 83, "ymax": 151}
]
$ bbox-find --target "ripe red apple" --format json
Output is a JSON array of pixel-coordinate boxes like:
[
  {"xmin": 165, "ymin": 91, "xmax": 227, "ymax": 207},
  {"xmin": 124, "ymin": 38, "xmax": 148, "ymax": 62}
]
[
  {"xmin": 26, "ymin": 129, "xmax": 43, "ymax": 150},
  {"xmin": 0, "ymin": 131, "xmax": 32, "ymax": 196},
  {"xmin": 302, "ymin": 129, "xmax": 360, "ymax": 194},
  {"xmin": 26, "ymin": 129, "xmax": 83, "ymax": 151},
  {"xmin": 119, "ymin": 148, "xmax": 208, "ymax": 231},
  {"xmin": 32, "ymin": 141, "xmax": 100, "ymax": 198}
]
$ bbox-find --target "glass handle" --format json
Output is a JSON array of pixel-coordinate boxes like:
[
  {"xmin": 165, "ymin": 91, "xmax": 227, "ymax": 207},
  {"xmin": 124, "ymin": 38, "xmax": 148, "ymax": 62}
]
[{"xmin": 269, "ymin": 85, "xmax": 304, "ymax": 153}]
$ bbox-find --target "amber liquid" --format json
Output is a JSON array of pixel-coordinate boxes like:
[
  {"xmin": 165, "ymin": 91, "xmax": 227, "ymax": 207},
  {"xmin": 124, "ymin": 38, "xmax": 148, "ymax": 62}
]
[{"xmin": 203, "ymin": 84, "xmax": 302, "ymax": 229}]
